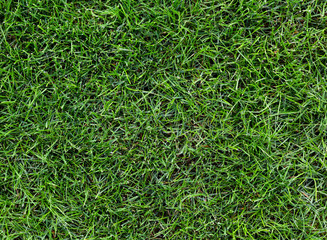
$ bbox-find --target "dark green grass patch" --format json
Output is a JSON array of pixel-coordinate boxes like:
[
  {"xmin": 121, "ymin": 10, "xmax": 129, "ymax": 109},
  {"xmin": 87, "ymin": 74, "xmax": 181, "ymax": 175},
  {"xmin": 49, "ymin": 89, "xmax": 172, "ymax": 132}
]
[{"xmin": 1, "ymin": 0, "xmax": 327, "ymax": 239}]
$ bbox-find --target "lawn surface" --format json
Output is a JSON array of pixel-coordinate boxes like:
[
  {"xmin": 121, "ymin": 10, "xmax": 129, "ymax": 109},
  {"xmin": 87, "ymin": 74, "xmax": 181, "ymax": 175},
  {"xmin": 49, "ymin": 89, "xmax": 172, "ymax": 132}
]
[{"xmin": 1, "ymin": 0, "xmax": 327, "ymax": 239}]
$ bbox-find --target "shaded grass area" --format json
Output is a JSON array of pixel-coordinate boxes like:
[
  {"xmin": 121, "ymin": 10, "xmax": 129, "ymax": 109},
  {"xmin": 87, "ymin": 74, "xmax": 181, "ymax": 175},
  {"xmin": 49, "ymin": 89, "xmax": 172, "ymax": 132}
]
[{"xmin": 1, "ymin": 0, "xmax": 327, "ymax": 238}]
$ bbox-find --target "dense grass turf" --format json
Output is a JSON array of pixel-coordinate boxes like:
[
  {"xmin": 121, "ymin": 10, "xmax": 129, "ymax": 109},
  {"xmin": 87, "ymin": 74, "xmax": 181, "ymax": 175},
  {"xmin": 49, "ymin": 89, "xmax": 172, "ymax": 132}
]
[{"xmin": 1, "ymin": 0, "xmax": 327, "ymax": 238}]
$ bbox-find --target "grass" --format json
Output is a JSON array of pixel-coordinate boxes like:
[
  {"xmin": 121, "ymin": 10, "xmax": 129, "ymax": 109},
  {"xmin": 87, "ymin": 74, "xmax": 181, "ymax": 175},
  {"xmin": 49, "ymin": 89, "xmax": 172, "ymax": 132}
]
[{"xmin": 1, "ymin": 0, "xmax": 327, "ymax": 239}]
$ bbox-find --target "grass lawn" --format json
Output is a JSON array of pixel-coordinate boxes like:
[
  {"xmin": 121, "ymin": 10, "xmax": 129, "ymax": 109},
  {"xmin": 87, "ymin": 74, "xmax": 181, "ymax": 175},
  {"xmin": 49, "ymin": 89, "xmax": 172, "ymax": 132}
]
[{"xmin": 1, "ymin": 0, "xmax": 327, "ymax": 239}]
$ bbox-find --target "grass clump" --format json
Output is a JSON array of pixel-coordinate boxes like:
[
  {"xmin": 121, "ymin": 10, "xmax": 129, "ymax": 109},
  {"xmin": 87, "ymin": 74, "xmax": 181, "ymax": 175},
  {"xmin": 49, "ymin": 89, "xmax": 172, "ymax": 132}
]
[{"xmin": 1, "ymin": 0, "xmax": 327, "ymax": 239}]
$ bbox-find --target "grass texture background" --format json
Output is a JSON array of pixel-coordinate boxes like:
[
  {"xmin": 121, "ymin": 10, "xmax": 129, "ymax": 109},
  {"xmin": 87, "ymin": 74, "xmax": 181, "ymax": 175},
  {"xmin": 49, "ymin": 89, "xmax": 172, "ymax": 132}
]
[{"xmin": 1, "ymin": 0, "xmax": 327, "ymax": 239}]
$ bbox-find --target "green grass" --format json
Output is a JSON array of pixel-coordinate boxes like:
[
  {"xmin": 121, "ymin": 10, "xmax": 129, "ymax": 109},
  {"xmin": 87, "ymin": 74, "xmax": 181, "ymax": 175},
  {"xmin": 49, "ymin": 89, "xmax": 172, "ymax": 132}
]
[{"xmin": 1, "ymin": 0, "xmax": 327, "ymax": 239}]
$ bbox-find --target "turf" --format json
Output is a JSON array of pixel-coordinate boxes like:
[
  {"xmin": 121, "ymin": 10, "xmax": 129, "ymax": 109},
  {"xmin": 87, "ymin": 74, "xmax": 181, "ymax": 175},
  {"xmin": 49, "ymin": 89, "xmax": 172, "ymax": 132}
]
[{"xmin": 1, "ymin": 0, "xmax": 327, "ymax": 239}]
